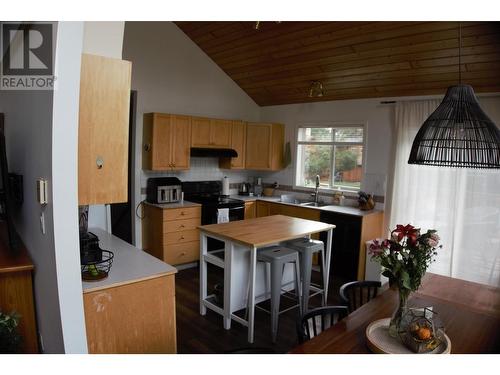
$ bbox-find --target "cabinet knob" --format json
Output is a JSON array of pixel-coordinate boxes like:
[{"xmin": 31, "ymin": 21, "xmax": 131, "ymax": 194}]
[
  {"xmin": 96, "ymin": 156, "xmax": 104, "ymax": 169},
  {"xmin": 180, "ymin": 224, "xmax": 185, "ymax": 228},
  {"xmin": 143, "ymin": 143, "xmax": 151, "ymax": 152},
  {"xmin": 180, "ymin": 211, "xmax": 185, "ymax": 216},
  {"xmin": 181, "ymin": 252, "xmax": 186, "ymax": 256},
  {"xmin": 180, "ymin": 236, "xmax": 185, "ymax": 240}
]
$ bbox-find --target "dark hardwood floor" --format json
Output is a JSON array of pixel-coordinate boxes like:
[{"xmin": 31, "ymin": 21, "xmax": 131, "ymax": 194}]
[{"xmin": 175, "ymin": 264, "xmax": 350, "ymax": 354}]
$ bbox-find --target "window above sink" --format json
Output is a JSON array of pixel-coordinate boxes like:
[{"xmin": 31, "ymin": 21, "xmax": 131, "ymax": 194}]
[{"xmin": 295, "ymin": 123, "xmax": 365, "ymax": 192}]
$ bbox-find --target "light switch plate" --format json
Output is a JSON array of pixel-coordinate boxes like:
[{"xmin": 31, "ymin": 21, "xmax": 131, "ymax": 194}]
[{"xmin": 37, "ymin": 178, "xmax": 48, "ymax": 205}]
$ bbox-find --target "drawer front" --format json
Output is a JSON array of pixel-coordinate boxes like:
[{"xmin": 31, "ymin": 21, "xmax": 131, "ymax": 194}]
[
  {"xmin": 164, "ymin": 241, "xmax": 199, "ymax": 265},
  {"xmin": 164, "ymin": 229, "xmax": 199, "ymax": 245},
  {"xmin": 163, "ymin": 218, "xmax": 200, "ymax": 233},
  {"xmin": 163, "ymin": 206, "xmax": 201, "ymax": 221}
]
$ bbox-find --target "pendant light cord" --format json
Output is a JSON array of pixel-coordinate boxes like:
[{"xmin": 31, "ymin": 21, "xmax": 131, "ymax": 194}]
[{"xmin": 459, "ymin": 21, "xmax": 462, "ymax": 84}]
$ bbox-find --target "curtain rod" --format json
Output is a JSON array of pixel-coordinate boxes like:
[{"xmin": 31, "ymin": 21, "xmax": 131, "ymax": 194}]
[{"xmin": 379, "ymin": 92, "xmax": 500, "ymax": 105}]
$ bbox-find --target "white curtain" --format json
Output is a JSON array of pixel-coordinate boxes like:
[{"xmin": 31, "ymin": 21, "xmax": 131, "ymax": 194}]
[{"xmin": 390, "ymin": 100, "xmax": 500, "ymax": 287}]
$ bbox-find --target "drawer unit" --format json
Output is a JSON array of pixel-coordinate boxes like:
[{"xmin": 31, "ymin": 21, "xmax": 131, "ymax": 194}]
[
  {"xmin": 164, "ymin": 241, "xmax": 200, "ymax": 265},
  {"xmin": 164, "ymin": 229, "xmax": 199, "ymax": 245},
  {"xmin": 143, "ymin": 203, "xmax": 202, "ymax": 266},
  {"xmin": 163, "ymin": 206, "xmax": 201, "ymax": 221},
  {"xmin": 163, "ymin": 218, "xmax": 199, "ymax": 233}
]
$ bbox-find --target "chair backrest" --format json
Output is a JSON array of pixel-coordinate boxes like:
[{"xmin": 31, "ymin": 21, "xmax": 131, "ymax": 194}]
[
  {"xmin": 339, "ymin": 280, "xmax": 382, "ymax": 313},
  {"xmin": 297, "ymin": 306, "xmax": 349, "ymax": 344}
]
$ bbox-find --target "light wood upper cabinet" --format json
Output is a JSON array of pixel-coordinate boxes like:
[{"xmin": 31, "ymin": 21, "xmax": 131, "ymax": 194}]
[
  {"xmin": 210, "ymin": 119, "xmax": 232, "ymax": 147},
  {"xmin": 143, "ymin": 113, "xmax": 191, "ymax": 171},
  {"xmin": 78, "ymin": 53, "xmax": 132, "ymax": 205},
  {"xmin": 219, "ymin": 120, "xmax": 246, "ymax": 169},
  {"xmin": 245, "ymin": 122, "xmax": 284, "ymax": 171},
  {"xmin": 171, "ymin": 115, "xmax": 191, "ymax": 169},
  {"xmin": 191, "ymin": 117, "xmax": 232, "ymax": 148},
  {"xmin": 191, "ymin": 117, "xmax": 211, "ymax": 147}
]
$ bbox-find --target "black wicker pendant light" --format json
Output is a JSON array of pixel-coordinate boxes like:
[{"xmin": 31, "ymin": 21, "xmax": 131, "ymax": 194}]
[{"xmin": 408, "ymin": 23, "xmax": 500, "ymax": 169}]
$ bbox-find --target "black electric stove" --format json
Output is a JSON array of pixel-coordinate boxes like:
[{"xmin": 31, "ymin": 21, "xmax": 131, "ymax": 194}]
[
  {"xmin": 182, "ymin": 181, "xmax": 245, "ymax": 251},
  {"xmin": 182, "ymin": 180, "xmax": 245, "ymax": 225}
]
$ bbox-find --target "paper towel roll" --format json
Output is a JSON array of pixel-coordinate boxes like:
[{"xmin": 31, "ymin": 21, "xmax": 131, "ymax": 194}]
[{"xmin": 222, "ymin": 176, "xmax": 230, "ymax": 196}]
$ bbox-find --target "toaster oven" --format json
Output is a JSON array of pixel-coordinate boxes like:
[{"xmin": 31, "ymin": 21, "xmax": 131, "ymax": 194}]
[{"xmin": 146, "ymin": 177, "xmax": 182, "ymax": 204}]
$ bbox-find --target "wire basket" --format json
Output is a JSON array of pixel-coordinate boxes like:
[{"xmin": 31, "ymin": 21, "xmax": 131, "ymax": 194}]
[
  {"xmin": 398, "ymin": 307, "xmax": 444, "ymax": 353},
  {"xmin": 81, "ymin": 249, "xmax": 114, "ymax": 281}
]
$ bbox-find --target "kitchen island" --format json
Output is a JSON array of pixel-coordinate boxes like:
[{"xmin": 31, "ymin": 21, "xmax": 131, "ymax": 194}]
[{"xmin": 198, "ymin": 215, "xmax": 335, "ymax": 343}]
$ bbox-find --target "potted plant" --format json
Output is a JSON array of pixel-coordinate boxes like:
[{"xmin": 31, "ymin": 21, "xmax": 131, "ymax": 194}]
[
  {"xmin": 0, "ymin": 310, "xmax": 22, "ymax": 353},
  {"xmin": 368, "ymin": 224, "xmax": 441, "ymax": 337}
]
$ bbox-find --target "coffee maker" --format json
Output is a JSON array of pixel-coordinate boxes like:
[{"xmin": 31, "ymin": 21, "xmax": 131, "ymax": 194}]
[{"xmin": 253, "ymin": 177, "xmax": 263, "ymax": 197}]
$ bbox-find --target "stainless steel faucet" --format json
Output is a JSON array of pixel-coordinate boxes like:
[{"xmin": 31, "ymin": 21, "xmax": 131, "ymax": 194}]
[{"xmin": 311, "ymin": 175, "xmax": 320, "ymax": 204}]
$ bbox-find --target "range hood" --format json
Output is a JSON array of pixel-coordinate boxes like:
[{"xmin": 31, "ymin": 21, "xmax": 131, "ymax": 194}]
[{"xmin": 190, "ymin": 147, "xmax": 238, "ymax": 158}]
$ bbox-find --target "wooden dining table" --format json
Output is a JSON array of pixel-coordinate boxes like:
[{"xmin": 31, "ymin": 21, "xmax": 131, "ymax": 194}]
[{"xmin": 290, "ymin": 273, "xmax": 500, "ymax": 354}]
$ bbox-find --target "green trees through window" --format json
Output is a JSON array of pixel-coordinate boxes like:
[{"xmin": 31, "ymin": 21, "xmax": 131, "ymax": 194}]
[{"xmin": 296, "ymin": 126, "xmax": 364, "ymax": 191}]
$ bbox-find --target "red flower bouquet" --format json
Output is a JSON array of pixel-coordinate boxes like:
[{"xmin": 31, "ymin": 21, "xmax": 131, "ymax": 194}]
[{"xmin": 369, "ymin": 224, "xmax": 442, "ymax": 336}]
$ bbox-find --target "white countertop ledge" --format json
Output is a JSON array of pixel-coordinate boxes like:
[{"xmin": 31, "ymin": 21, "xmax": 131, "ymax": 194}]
[
  {"xmin": 230, "ymin": 195, "xmax": 382, "ymax": 217},
  {"xmin": 82, "ymin": 228, "xmax": 177, "ymax": 293}
]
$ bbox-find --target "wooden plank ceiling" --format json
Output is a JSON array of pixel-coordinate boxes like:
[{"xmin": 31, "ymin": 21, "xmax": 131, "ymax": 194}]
[{"xmin": 174, "ymin": 21, "xmax": 500, "ymax": 106}]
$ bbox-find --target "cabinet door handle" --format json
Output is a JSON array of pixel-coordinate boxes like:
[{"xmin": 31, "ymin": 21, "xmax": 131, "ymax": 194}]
[{"xmin": 96, "ymin": 156, "xmax": 104, "ymax": 169}]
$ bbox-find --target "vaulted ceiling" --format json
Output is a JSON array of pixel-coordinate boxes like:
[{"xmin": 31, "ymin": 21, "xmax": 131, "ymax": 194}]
[{"xmin": 174, "ymin": 21, "xmax": 500, "ymax": 106}]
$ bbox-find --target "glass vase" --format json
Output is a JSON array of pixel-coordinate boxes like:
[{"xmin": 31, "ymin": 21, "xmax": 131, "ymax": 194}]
[{"xmin": 389, "ymin": 287, "xmax": 410, "ymax": 337}]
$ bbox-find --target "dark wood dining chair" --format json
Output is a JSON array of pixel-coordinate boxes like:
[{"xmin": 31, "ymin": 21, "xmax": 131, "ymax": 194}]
[
  {"xmin": 296, "ymin": 306, "xmax": 349, "ymax": 343},
  {"xmin": 339, "ymin": 280, "xmax": 382, "ymax": 313}
]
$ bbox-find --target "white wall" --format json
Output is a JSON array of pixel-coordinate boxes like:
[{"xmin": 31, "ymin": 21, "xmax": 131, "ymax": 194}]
[
  {"xmin": 1, "ymin": 20, "xmax": 89, "ymax": 354},
  {"xmin": 260, "ymin": 98, "xmax": 394, "ymax": 198},
  {"xmin": 0, "ymin": 67, "xmax": 64, "ymax": 353},
  {"xmin": 83, "ymin": 21, "xmax": 125, "ymax": 59},
  {"xmin": 51, "ymin": 21, "xmax": 88, "ymax": 353},
  {"xmin": 122, "ymin": 21, "xmax": 261, "ymax": 247}
]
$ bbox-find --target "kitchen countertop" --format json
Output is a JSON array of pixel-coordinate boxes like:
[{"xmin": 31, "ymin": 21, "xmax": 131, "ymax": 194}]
[
  {"xmin": 230, "ymin": 195, "xmax": 382, "ymax": 217},
  {"xmin": 144, "ymin": 200, "xmax": 201, "ymax": 209},
  {"xmin": 82, "ymin": 228, "xmax": 177, "ymax": 293}
]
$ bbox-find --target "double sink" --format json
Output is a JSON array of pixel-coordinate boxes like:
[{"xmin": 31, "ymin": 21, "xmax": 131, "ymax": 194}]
[{"xmin": 277, "ymin": 195, "xmax": 330, "ymax": 208}]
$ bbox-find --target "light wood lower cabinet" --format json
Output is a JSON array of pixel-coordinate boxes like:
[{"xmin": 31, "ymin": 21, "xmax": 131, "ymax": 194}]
[
  {"xmin": 256, "ymin": 200, "xmax": 320, "ymax": 222},
  {"xmin": 244, "ymin": 201, "xmax": 256, "ymax": 219},
  {"xmin": 83, "ymin": 274, "xmax": 176, "ymax": 353},
  {"xmin": 143, "ymin": 204, "xmax": 201, "ymax": 265},
  {"xmin": 0, "ymin": 237, "xmax": 38, "ymax": 353}
]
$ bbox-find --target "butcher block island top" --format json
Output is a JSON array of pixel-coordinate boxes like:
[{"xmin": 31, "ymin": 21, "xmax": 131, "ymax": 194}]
[{"xmin": 199, "ymin": 214, "xmax": 335, "ymax": 247}]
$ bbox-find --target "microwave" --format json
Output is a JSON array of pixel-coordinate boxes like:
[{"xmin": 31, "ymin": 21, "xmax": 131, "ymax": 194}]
[{"xmin": 146, "ymin": 177, "xmax": 182, "ymax": 204}]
